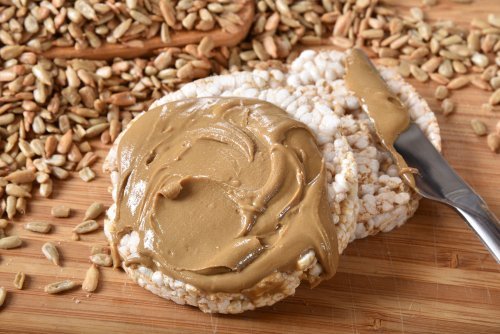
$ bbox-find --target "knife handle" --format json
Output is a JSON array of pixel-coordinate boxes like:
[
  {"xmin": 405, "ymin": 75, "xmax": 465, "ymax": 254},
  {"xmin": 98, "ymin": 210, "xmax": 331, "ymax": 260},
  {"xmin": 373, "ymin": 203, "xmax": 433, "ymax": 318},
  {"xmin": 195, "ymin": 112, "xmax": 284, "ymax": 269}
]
[{"xmin": 448, "ymin": 191, "xmax": 500, "ymax": 263}]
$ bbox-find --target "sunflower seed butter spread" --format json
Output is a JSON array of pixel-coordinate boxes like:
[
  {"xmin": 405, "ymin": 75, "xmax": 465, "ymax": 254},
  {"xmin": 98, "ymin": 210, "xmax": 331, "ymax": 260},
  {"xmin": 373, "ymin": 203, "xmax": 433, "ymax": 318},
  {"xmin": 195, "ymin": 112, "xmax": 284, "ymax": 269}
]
[{"xmin": 110, "ymin": 97, "xmax": 339, "ymax": 294}]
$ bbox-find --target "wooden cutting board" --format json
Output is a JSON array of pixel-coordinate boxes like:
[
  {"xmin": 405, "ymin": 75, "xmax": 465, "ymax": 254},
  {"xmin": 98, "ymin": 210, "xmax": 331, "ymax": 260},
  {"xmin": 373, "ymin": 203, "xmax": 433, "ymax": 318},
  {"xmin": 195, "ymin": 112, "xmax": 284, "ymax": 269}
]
[{"xmin": 1, "ymin": 1, "xmax": 499, "ymax": 333}]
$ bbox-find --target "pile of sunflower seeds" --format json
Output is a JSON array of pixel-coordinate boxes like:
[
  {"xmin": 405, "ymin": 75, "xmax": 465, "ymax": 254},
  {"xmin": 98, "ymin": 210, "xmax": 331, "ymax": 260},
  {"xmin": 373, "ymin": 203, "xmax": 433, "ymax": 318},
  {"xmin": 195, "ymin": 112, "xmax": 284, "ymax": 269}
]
[
  {"xmin": 0, "ymin": 0, "xmax": 245, "ymax": 51},
  {"xmin": 0, "ymin": 36, "xmax": 238, "ymax": 218}
]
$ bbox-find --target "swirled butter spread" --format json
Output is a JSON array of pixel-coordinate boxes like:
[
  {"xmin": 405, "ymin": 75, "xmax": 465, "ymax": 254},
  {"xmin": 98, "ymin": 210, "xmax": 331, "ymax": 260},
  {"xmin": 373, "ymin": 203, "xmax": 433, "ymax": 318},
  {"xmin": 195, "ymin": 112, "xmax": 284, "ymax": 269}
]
[
  {"xmin": 111, "ymin": 97, "xmax": 339, "ymax": 293},
  {"xmin": 345, "ymin": 48, "xmax": 415, "ymax": 187}
]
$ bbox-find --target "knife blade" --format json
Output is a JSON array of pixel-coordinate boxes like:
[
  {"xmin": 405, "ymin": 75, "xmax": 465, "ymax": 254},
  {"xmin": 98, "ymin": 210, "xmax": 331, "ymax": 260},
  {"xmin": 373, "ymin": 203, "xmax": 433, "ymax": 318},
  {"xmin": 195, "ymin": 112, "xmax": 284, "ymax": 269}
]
[{"xmin": 345, "ymin": 49, "xmax": 500, "ymax": 263}]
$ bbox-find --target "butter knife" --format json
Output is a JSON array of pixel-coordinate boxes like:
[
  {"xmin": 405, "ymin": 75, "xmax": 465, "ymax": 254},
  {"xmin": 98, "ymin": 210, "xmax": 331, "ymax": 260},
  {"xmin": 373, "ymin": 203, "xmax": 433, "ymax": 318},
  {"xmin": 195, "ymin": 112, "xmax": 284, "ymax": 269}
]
[
  {"xmin": 346, "ymin": 49, "xmax": 500, "ymax": 263},
  {"xmin": 395, "ymin": 123, "xmax": 500, "ymax": 263}
]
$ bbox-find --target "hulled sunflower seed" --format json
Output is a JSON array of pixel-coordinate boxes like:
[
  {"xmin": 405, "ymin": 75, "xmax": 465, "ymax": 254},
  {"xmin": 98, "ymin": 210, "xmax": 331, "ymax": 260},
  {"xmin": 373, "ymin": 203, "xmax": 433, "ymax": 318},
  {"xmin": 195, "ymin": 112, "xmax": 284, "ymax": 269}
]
[
  {"xmin": 0, "ymin": 287, "xmax": 6, "ymax": 307},
  {"xmin": 73, "ymin": 220, "xmax": 99, "ymax": 234},
  {"xmin": 90, "ymin": 253, "xmax": 113, "ymax": 267},
  {"xmin": 442, "ymin": 98, "xmax": 455, "ymax": 115},
  {"xmin": 489, "ymin": 89, "xmax": 500, "ymax": 105},
  {"xmin": 197, "ymin": 36, "xmax": 215, "ymax": 57},
  {"xmin": 44, "ymin": 280, "xmax": 78, "ymax": 294},
  {"xmin": 0, "ymin": 235, "xmax": 22, "ymax": 249},
  {"xmin": 16, "ymin": 197, "xmax": 26, "ymax": 215},
  {"xmin": 6, "ymin": 196, "xmax": 16, "ymax": 219},
  {"xmin": 13, "ymin": 272, "xmax": 25, "ymax": 290},
  {"xmin": 5, "ymin": 170, "xmax": 36, "ymax": 184},
  {"xmin": 51, "ymin": 205, "xmax": 71, "ymax": 218},
  {"xmin": 57, "ymin": 130, "xmax": 73, "ymax": 154},
  {"xmin": 24, "ymin": 222, "xmax": 52, "ymax": 233},
  {"xmin": 6, "ymin": 184, "xmax": 31, "ymax": 198},
  {"xmin": 42, "ymin": 242, "xmax": 60, "ymax": 266},
  {"xmin": 447, "ymin": 76, "xmax": 470, "ymax": 90},
  {"xmin": 84, "ymin": 202, "xmax": 105, "ymax": 220},
  {"xmin": 487, "ymin": 133, "xmax": 500, "ymax": 153},
  {"xmin": 470, "ymin": 119, "xmax": 488, "ymax": 136},
  {"xmin": 435, "ymin": 85, "xmax": 449, "ymax": 100},
  {"xmin": 40, "ymin": 179, "xmax": 53, "ymax": 198},
  {"xmin": 410, "ymin": 65, "xmax": 429, "ymax": 82},
  {"xmin": 471, "ymin": 77, "xmax": 492, "ymax": 91},
  {"xmin": 82, "ymin": 264, "xmax": 99, "ymax": 292},
  {"xmin": 471, "ymin": 53, "xmax": 489, "ymax": 68},
  {"xmin": 79, "ymin": 167, "xmax": 96, "ymax": 182}
]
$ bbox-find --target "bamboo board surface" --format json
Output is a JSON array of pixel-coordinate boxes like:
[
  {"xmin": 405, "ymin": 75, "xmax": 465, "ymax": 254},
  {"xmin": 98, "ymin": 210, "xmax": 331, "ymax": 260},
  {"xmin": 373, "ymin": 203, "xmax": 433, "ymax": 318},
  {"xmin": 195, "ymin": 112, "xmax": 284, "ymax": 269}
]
[{"xmin": 1, "ymin": 1, "xmax": 499, "ymax": 333}]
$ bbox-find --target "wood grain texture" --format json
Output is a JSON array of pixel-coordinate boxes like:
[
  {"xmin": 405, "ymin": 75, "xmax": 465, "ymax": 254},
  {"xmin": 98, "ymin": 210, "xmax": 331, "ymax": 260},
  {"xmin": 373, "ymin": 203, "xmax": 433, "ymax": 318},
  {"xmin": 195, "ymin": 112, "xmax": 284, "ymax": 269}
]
[
  {"xmin": 41, "ymin": 0, "xmax": 254, "ymax": 60},
  {"xmin": 1, "ymin": 1, "xmax": 499, "ymax": 333}
]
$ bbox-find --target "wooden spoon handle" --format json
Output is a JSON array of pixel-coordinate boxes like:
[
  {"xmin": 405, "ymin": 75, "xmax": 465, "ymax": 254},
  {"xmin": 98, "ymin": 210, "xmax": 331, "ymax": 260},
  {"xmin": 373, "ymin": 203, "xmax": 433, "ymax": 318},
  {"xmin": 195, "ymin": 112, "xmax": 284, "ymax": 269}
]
[{"xmin": 42, "ymin": 2, "xmax": 254, "ymax": 60}]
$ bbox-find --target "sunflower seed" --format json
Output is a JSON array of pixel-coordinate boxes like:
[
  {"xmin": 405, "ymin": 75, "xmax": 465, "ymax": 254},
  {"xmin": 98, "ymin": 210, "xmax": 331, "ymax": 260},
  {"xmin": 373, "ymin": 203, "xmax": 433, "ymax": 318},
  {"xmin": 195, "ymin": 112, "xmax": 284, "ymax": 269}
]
[
  {"xmin": 488, "ymin": 14, "xmax": 500, "ymax": 28},
  {"xmin": 44, "ymin": 280, "xmax": 78, "ymax": 294},
  {"xmin": 13, "ymin": 272, "xmax": 25, "ymax": 290},
  {"xmin": 435, "ymin": 85, "xmax": 449, "ymax": 100},
  {"xmin": 5, "ymin": 170, "xmax": 36, "ymax": 184},
  {"xmin": 447, "ymin": 76, "xmax": 470, "ymax": 89},
  {"xmin": 438, "ymin": 60, "xmax": 454, "ymax": 78},
  {"xmin": 24, "ymin": 222, "xmax": 52, "ymax": 233},
  {"xmin": 16, "ymin": 197, "xmax": 26, "ymax": 215},
  {"xmin": 0, "ymin": 235, "xmax": 22, "ymax": 249},
  {"xmin": 470, "ymin": 119, "xmax": 488, "ymax": 136},
  {"xmin": 490, "ymin": 89, "xmax": 500, "ymax": 105},
  {"xmin": 471, "ymin": 52, "xmax": 489, "ymax": 68},
  {"xmin": 85, "ymin": 123, "xmax": 109, "ymax": 138},
  {"xmin": 40, "ymin": 179, "xmax": 53, "ymax": 198},
  {"xmin": 442, "ymin": 98, "xmax": 455, "ymax": 115},
  {"xmin": 51, "ymin": 205, "xmax": 71, "ymax": 218},
  {"xmin": 471, "ymin": 77, "xmax": 492, "ymax": 91},
  {"xmin": 6, "ymin": 184, "xmax": 31, "ymax": 198},
  {"xmin": 487, "ymin": 133, "xmax": 500, "ymax": 153},
  {"xmin": 79, "ymin": 167, "xmax": 96, "ymax": 182},
  {"xmin": 197, "ymin": 36, "xmax": 215, "ymax": 57},
  {"xmin": 42, "ymin": 242, "xmax": 60, "ymax": 266},
  {"xmin": 90, "ymin": 253, "xmax": 113, "ymax": 267},
  {"xmin": 421, "ymin": 57, "xmax": 442, "ymax": 73},
  {"xmin": 360, "ymin": 29, "xmax": 384, "ymax": 39},
  {"xmin": 73, "ymin": 220, "xmax": 99, "ymax": 234},
  {"xmin": 0, "ymin": 287, "xmax": 6, "ymax": 307},
  {"xmin": 82, "ymin": 264, "xmax": 99, "ymax": 292},
  {"xmin": 84, "ymin": 202, "xmax": 105, "ymax": 221},
  {"xmin": 410, "ymin": 64, "xmax": 429, "ymax": 82},
  {"xmin": 6, "ymin": 196, "xmax": 16, "ymax": 219}
]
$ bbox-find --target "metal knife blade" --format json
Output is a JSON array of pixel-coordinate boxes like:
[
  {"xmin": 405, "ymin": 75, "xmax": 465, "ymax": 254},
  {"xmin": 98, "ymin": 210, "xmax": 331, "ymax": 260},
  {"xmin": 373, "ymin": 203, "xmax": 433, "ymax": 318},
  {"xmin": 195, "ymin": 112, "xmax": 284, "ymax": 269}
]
[
  {"xmin": 346, "ymin": 49, "xmax": 500, "ymax": 263},
  {"xmin": 395, "ymin": 123, "xmax": 500, "ymax": 262}
]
